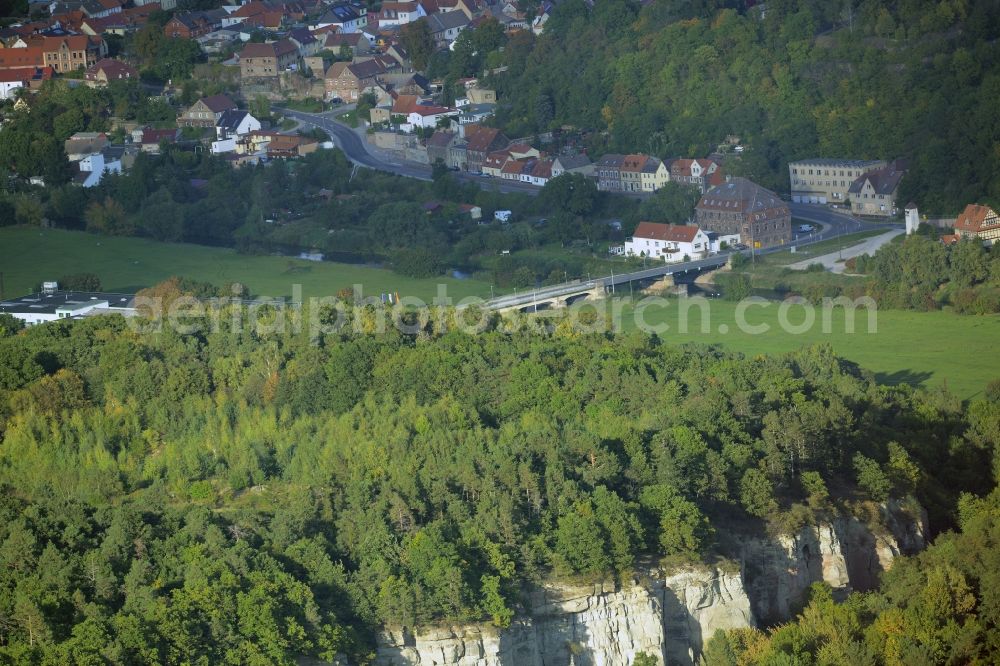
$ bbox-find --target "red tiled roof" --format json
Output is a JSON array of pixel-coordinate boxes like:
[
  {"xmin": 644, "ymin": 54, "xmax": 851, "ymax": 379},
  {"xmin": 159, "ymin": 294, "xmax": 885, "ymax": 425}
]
[
  {"xmin": 85, "ymin": 58, "xmax": 137, "ymax": 80},
  {"xmin": 940, "ymin": 234, "xmax": 960, "ymax": 246},
  {"xmin": 0, "ymin": 66, "xmax": 51, "ymax": 82},
  {"xmin": 141, "ymin": 128, "xmax": 178, "ymax": 143},
  {"xmin": 240, "ymin": 39, "xmax": 298, "ymax": 58},
  {"xmin": 198, "ymin": 94, "xmax": 236, "ymax": 112},
  {"xmin": 0, "ymin": 47, "xmax": 44, "ymax": 69},
  {"xmin": 954, "ymin": 203, "xmax": 1000, "ymax": 235},
  {"xmin": 620, "ymin": 154, "xmax": 649, "ymax": 172},
  {"xmin": 464, "ymin": 124, "xmax": 502, "ymax": 152},
  {"xmin": 501, "ymin": 158, "xmax": 526, "ymax": 175},
  {"xmin": 632, "ymin": 222, "xmax": 700, "ymax": 243},
  {"xmin": 483, "ymin": 150, "xmax": 510, "ymax": 168}
]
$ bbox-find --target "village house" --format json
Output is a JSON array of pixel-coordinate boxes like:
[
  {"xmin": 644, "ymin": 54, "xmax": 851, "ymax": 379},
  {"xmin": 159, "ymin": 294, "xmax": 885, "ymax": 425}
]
[
  {"xmin": 324, "ymin": 58, "xmax": 385, "ymax": 101},
  {"xmin": 377, "ymin": 1, "xmax": 425, "ymax": 27},
  {"xmin": 614, "ymin": 222, "xmax": 711, "ymax": 262},
  {"xmin": 523, "ymin": 157, "xmax": 553, "ymax": 187},
  {"xmin": 83, "ymin": 57, "xmax": 135, "ymax": 86},
  {"xmin": 313, "ymin": 3, "xmax": 367, "ymax": 33},
  {"xmin": 463, "ymin": 125, "xmax": 508, "ymax": 173},
  {"xmin": 425, "ymin": 130, "xmax": 459, "ymax": 167},
  {"xmin": 239, "ymin": 39, "xmax": 299, "ymax": 78},
  {"xmin": 403, "ymin": 103, "xmax": 457, "ymax": 130},
  {"xmin": 163, "ymin": 11, "xmax": 213, "ymax": 38},
  {"xmin": 322, "ymin": 31, "xmax": 371, "ymax": 56},
  {"xmin": 267, "ymin": 133, "xmax": 319, "ymax": 158},
  {"xmin": 73, "ymin": 149, "xmax": 122, "ymax": 187},
  {"xmin": 287, "ymin": 27, "xmax": 320, "ymax": 56},
  {"xmin": 550, "ymin": 154, "xmax": 593, "ymax": 178},
  {"xmin": 481, "ymin": 149, "xmax": 510, "ymax": 177},
  {"xmin": 848, "ymin": 166, "xmax": 904, "ymax": 217},
  {"xmin": 789, "ymin": 158, "xmax": 886, "ymax": 205},
  {"xmin": 0, "ymin": 66, "xmax": 52, "ymax": 98},
  {"xmin": 49, "ymin": 0, "xmax": 123, "ymax": 19},
  {"xmin": 954, "ymin": 204, "xmax": 1000, "ymax": 245},
  {"xmin": 178, "ymin": 94, "xmax": 237, "ymax": 128},
  {"xmin": 0, "ymin": 48, "xmax": 47, "ymax": 71},
  {"xmin": 667, "ymin": 157, "xmax": 724, "ymax": 193},
  {"xmin": 27, "ymin": 34, "xmax": 103, "ymax": 73},
  {"xmin": 595, "ymin": 154, "xmax": 624, "ymax": 191},
  {"xmin": 64, "ymin": 131, "xmax": 107, "ymax": 161},
  {"xmin": 500, "ymin": 157, "xmax": 529, "ymax": 181},
  {"xmin": 217, "ymin": 109, "xmax": 261, "ymax": 137},
  {"xmin": 695, "ymin": 177, "xmax": 790, "ymax": 249},
  {"xmin": 132, "ymin": 127, "xmax": 180, "ymax": 153},
  {"xmin": 425, "ymin": 9, "xmax": 469, "ymax": 44}
]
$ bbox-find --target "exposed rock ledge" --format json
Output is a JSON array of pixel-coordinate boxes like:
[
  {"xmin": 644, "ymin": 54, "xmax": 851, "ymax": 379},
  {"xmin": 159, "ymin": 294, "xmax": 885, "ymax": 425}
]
[{"xmin": 372, "ymin": 501, "xmax": 927, "ymax": 666}]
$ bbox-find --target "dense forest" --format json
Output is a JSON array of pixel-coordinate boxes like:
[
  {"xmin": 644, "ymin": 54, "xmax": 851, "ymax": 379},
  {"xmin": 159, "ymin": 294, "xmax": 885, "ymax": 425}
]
[
  {"xmin": 479, "ymin": 0, "xmax": 1000, "ymax": 214},
  {"xmin": 0, "ymin": 294, "xmax": 997, "ymax": 662}
]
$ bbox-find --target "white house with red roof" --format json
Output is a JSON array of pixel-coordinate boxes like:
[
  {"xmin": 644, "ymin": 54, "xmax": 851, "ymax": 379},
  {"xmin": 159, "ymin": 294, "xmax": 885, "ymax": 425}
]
[
  {"xmin": 402, "ymin": 103, "xmax": 457, "ymax": 130},
  {"xmin": 616, "ymin": 222, "xmax": 711, "ymax": 262}
]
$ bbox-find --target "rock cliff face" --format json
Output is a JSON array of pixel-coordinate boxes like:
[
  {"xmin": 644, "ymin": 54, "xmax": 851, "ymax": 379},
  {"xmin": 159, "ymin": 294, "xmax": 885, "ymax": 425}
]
[{"xmin": 373, "ymin": 503, "xmax": 927, "ymax": 666}]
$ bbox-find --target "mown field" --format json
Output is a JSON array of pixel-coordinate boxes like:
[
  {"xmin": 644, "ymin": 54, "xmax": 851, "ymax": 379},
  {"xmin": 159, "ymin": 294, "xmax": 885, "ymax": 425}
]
[
  {"xmin": 0, "ymin": 226, "xmax": 493, "ymax": 302},
  {"xmin": 616, "ymin": 297, "xmax": 999, "ymax": 401}
]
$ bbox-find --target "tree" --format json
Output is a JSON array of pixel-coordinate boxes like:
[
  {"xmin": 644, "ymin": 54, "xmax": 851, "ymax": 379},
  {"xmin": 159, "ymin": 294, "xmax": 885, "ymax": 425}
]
[
  {"xmin": 637, "ymin": 182, "xmax": 700, "ymax": 224},
  {"xmin": 85, "ymin": 197, "xmax": 132, "ymax": 235},
  {"xmin": 540, "ymin": 173, "xmax": 598, "ymax": 218},
  {"xmin": 740, "ymin": 469, "xmax": 777, "ymax": 518},
  {"xmin": 400, "ymin": 19, "xmax": 435, "ymax": 71},
  {"xmin": 853, "ymin": 454, "xmax": 891, "ymax": 502},
  {"xmin": 58, "ymin": 273, "xmax": 102, "ymax": 291}
]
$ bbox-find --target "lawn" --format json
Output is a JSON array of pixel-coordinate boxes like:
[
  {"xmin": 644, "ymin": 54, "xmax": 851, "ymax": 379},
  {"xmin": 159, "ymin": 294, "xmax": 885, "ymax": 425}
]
[
  {"xmin": 614, "ymin": 296, "xmax": 999, "ymax": 401},
  {"xmin": 0, "ymin": 227, "xmax": 493, "ymax": 303}
]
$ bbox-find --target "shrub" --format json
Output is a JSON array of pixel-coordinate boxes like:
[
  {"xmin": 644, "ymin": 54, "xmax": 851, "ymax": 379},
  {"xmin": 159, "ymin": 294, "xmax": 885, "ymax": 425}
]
[{"xmin": 391, "ymin": 247, "xmax": 445, "ymax": 278}]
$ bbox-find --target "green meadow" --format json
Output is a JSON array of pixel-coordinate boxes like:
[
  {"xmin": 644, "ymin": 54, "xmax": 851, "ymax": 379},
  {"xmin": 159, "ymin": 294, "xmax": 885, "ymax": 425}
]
[
  {"xmin": 615, "ymin": 296, "xmax": 998, "ymax": 401},
  {"xmin": 0, "ymin": 226, "xmax": 493, "ymax": 301}
]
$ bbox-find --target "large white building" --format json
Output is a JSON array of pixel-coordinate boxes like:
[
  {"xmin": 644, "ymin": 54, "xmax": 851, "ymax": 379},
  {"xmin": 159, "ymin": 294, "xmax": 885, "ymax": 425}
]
[
  {"xmin": 788, "ymin": 158, "xmax": 886, "ymax": 204},
  {"xmin": 614, "ymin": 222, "xmax": 713, "ymax": 263},
  {"xmin": 0, "ymin": 286, "xmax": 136, "ymax": 326}
]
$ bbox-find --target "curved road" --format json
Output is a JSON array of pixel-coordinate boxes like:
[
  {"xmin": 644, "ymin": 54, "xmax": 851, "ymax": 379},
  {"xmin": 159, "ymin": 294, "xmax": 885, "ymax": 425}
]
[{"xmin": 276, "ymin": 107, "xmax": 545, "ymax": 194}]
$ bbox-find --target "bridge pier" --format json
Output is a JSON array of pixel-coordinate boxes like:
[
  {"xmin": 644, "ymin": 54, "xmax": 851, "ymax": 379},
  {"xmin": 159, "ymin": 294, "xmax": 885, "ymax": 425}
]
[{"xmin": 642, "ymin": 274, "xmax": 675, "ymax": 295}]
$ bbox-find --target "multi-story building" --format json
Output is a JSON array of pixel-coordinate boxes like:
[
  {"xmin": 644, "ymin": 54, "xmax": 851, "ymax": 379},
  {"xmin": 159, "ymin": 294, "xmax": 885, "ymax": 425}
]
[
  {"xmin": 615, "ymin": 222, "xmax": 711, "ymax": 262},
  {"xmin": 23, "ymin": 35, "xmax": 104, "ymax": 73},
  {"xmin": 595, "ymin": 154, "xmax": 624, "ymax": 191},
  {"xmin": 788, "ymin": 158, "xmax": 886, "ymax": 205},
  {"xmin": 239, "ymin": 39, "xmax": 299, "ymax": 78},
  {"xmin": 83, "ymin": 57, "xmax": 136, "ymax": 86},
  {"xmin": 847, "ymin": 166, "xmax": 904, "ymax": 217},
  {"xmin": 695, "ymin": 177, "xmax": 791, "ymax": 249},
  {"xmin": 178, "ymin": 94, "xmax": 237, "ymax": 128},
  {"xmin": 954, "ymin": 204, "xmax": 1000, "ymax": 245},
  {"xmin": 463, "ymin": 124, "xmax": 508, "ymax": 173},
  {"xmin": 666, "ymin": 157, "xmax": 723, "ymax": 193},
  {"xmin": 597, "ymin": 153, "xmax": 667, "ymax": 192},
  {"xmin": 324, "ymin": 58, "xmax": 386, "ymax": 101}
]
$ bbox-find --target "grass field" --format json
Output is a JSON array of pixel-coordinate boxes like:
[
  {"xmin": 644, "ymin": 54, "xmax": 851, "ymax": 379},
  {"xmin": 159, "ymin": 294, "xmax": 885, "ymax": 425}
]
[
  {"xmin": 614, "ymin": 297, "xmax": 999, "ymax": 401},
  {"xmin": 0, "ymin": 226, "xmax": 493, "ymax": 302}
]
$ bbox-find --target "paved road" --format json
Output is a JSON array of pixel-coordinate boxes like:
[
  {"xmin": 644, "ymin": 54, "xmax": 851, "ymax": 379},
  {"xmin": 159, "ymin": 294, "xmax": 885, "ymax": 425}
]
[
  {"xmin": 275, "ymin": 107, "xmax": 545, "ymax": 195},
  {"xmin": 285, "ymin": 106, "xmax": 625, "ymax": 196},
  {"xmin": 787, "ymin": 228, "xmax": 903, "ymax": 273}
]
